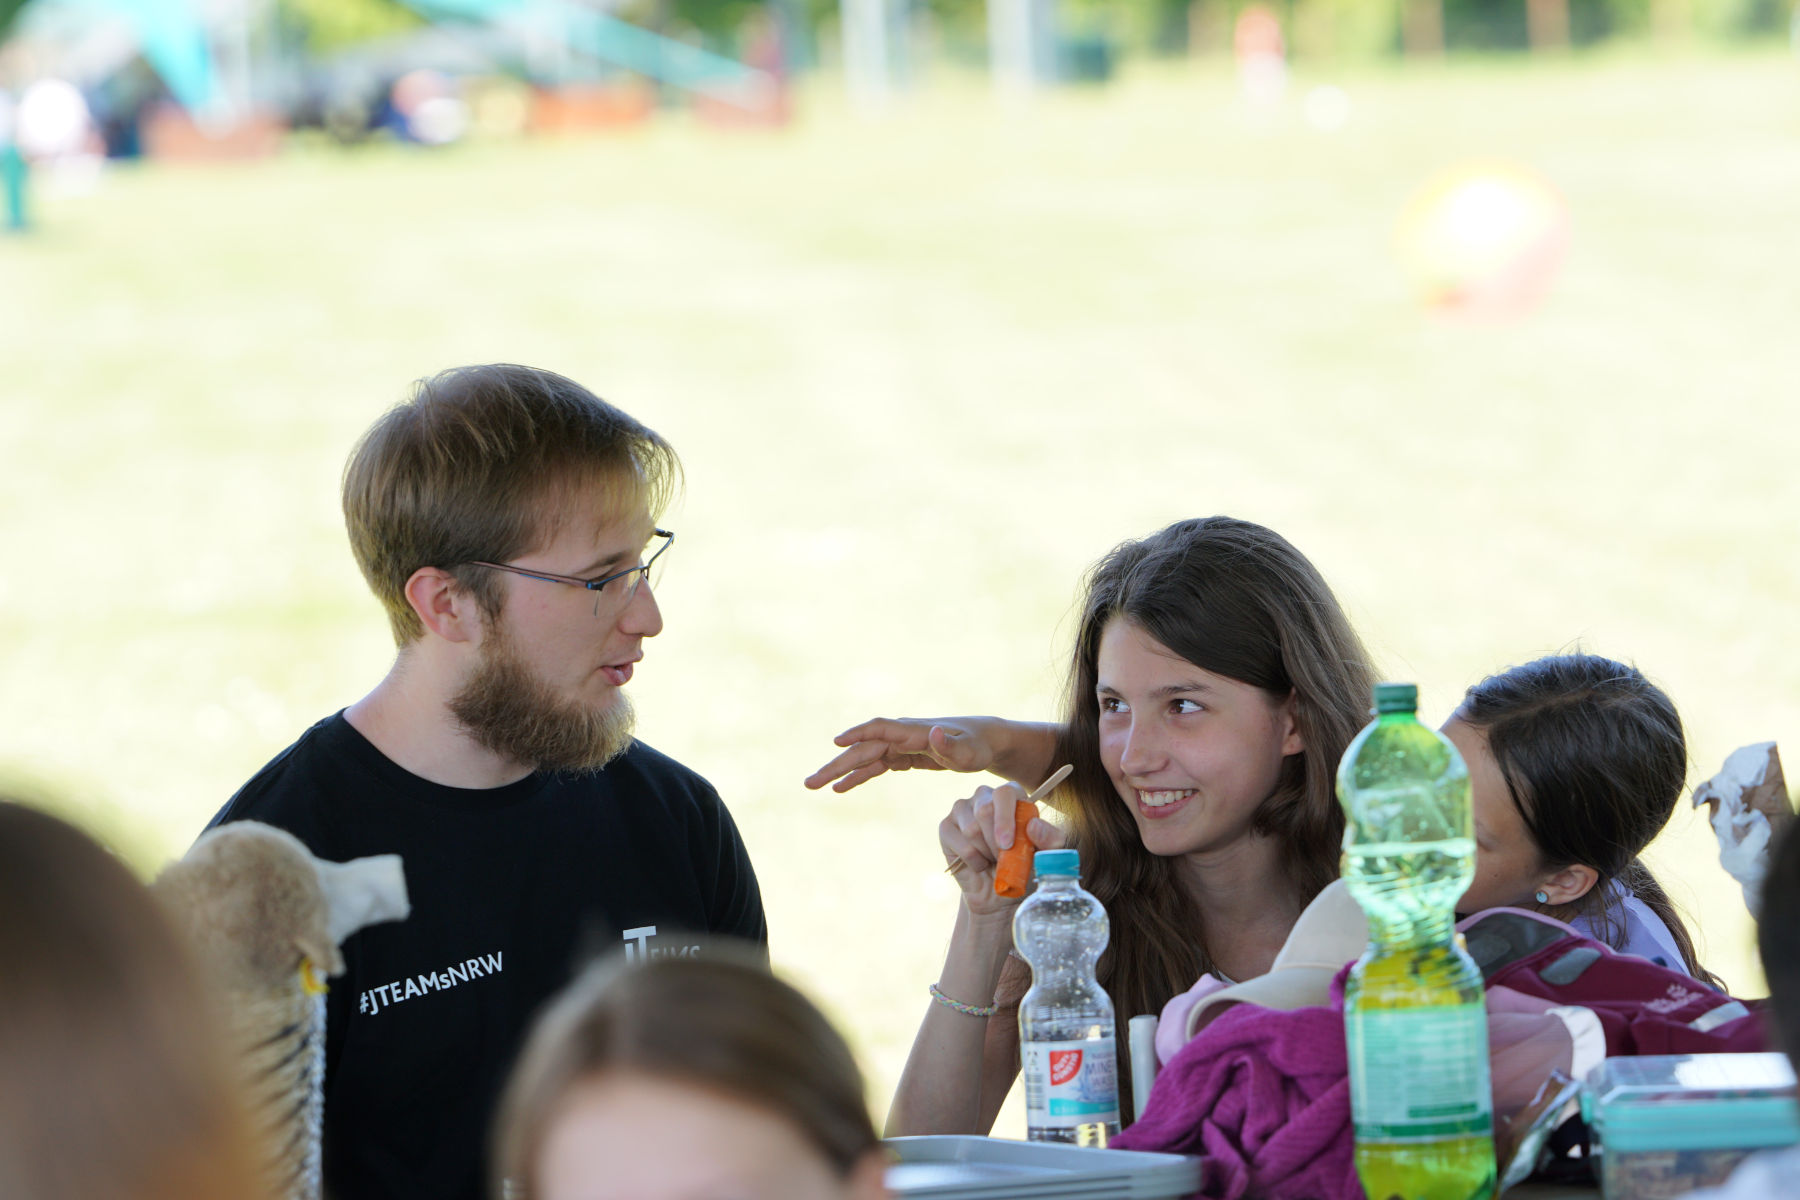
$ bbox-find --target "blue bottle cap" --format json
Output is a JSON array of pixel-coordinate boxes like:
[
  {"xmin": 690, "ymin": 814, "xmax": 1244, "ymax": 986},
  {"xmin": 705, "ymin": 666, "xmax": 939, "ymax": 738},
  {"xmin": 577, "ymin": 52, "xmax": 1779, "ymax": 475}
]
[{"xmin": 1033, "ymin": 849, "xmax": 1080, "ymax": 878}]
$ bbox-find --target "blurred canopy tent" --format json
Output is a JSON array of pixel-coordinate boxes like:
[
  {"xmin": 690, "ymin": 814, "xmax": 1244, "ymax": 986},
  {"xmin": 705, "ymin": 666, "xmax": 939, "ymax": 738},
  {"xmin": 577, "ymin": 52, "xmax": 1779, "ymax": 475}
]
[
  {"xmin": 14, "ymin": 0, "xmax": 223, "ymax": 116},
  {"xmin": 395, "ymin": 0, "xmax": 771, "ymax": 103},
  {"xmin": 7, "ymin": 0, "xmax": 775, "ymax": 129}
]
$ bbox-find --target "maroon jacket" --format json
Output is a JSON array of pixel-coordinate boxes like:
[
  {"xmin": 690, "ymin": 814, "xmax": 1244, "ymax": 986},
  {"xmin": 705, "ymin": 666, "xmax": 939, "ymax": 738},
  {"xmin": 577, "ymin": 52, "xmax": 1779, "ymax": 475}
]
[{"xmin": 1461, "ymin": 907, "xmax": 1766, "ymax": 1057}]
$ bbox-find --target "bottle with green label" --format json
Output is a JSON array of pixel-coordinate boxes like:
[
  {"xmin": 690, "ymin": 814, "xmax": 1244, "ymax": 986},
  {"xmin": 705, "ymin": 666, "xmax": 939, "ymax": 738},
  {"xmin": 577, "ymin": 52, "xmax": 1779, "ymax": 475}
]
[{"xmin": 1338, "ymin": 682, "xmax": 1495, "ymax": 1200}]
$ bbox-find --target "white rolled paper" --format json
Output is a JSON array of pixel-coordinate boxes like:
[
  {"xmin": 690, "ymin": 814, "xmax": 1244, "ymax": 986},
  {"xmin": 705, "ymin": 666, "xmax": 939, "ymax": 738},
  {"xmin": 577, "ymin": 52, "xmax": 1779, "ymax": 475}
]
[{"xmin": 1128, "ymin": 1013, "xmax": 1160, "ymax": 1123}]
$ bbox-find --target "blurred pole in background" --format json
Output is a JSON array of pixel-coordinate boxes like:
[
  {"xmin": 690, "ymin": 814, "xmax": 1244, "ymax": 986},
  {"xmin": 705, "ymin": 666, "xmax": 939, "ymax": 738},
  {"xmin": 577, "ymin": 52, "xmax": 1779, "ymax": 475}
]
[
  {"xmin": 989, "ymin": 0, "xmax": 1056, "ymax": 101},
  {"xmin": 842, "ymin": 0, "xmax": 907, "ymax": 113},
  {"xmin": 215, "ymin": 0, "xmax": 258, "ymax": 126}
]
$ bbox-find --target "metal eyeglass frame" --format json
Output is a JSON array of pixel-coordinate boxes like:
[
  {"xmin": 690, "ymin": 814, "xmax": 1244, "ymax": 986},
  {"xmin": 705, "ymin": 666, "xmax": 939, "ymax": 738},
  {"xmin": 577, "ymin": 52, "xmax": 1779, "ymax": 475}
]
[{"xmin": 466, "ymin": 529, "xmax": 673, "ymax": 615}]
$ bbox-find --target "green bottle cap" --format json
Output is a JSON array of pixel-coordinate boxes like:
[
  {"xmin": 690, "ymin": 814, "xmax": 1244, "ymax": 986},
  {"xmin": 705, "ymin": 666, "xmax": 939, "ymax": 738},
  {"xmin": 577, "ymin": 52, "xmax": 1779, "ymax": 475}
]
[
  {"xmin": 1373, "ymin": 682, "xmax": 1418, "ymax": 714},
  {"xmin": 1033, "ymin": 849, "xmax": 1080, "ymax": 878}
]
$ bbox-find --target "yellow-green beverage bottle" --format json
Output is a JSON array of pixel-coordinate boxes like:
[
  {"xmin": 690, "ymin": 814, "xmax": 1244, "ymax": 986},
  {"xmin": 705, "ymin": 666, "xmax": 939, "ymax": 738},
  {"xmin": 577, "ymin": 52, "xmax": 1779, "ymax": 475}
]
[{"xmin": 1338, "ymin": 682, "xmax": 1495, "ymax": 1200}]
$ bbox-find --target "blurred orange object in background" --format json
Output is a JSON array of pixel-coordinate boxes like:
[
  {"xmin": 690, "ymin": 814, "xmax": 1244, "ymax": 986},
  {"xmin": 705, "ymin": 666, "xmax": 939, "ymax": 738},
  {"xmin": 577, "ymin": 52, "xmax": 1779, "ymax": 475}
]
[{"xmin": 1396, "ymin": 162, "xmax": 1572, "ymax": 318}]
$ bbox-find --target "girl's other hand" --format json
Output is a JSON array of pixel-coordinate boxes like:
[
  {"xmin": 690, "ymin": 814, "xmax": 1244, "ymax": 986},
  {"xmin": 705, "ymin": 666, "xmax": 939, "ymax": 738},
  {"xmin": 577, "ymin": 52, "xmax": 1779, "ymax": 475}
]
[{"xmin": 804, "ymin": 717, "xmax": 1001, "ymax": 793}]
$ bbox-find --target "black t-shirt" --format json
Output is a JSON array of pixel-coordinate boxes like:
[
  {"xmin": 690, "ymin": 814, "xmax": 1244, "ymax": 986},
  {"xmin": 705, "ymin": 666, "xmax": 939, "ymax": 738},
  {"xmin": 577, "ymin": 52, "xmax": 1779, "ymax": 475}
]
[{"xmin": 206, "ymin": 712, "xmax": 767, "ymax": 1200}]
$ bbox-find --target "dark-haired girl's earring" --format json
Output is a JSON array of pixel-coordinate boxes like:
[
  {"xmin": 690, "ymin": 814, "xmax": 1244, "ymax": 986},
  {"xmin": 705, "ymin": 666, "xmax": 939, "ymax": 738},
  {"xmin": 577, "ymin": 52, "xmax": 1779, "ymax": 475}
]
[{"xmin": 1534, "ymin": 890, "xmax": 1550, "ymax": 904}]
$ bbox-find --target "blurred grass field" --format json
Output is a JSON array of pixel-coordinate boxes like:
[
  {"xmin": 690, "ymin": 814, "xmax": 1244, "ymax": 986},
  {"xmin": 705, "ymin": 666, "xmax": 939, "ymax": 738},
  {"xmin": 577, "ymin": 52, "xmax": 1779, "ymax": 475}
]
[{"xmin": 4, "ymin": 48, "xmax": 1799, "ymax": 1134}]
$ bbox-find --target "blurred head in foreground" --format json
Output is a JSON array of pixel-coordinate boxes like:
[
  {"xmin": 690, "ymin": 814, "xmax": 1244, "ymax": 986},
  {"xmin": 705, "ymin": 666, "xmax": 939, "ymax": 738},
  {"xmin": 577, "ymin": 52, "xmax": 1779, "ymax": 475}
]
[
  {"xmin": 0, "ymin": 799, "xmax": 265, "ymax": 1200},
  {"xmin": 494, "ymin": 949, "xmax": 887, "ymax": 1200}
]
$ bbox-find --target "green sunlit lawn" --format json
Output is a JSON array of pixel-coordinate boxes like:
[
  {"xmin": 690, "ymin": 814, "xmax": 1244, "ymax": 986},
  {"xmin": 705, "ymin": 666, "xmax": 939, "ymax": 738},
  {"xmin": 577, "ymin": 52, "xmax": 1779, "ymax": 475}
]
[{"xmin": 4, "ymin": 47, "xmax": 1798, "ymax": 1133}]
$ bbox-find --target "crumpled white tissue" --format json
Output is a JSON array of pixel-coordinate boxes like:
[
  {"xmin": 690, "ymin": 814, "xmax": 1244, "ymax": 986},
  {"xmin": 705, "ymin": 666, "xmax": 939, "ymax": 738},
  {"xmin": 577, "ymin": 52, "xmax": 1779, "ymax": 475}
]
[{"xmin": 1692, "ymin": 742, "xmax": 1784, "ymax": 916}]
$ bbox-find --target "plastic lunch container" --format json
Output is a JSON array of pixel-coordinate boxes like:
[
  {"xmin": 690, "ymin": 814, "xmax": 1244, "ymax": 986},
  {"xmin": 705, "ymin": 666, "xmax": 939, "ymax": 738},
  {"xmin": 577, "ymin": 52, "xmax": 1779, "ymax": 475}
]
[
  {"xmin": 1580, "ymin": 1052, "xmax": 1800, "ymax": 1199},
  {"xmin": 885, "ymin": 1135, "xmax": 1202, "ymax": 1200}
]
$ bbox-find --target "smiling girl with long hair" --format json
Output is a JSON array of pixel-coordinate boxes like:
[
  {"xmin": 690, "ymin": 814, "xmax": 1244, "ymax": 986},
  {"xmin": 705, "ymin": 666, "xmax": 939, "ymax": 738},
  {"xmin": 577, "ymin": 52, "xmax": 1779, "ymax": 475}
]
[{"xmin": 813, "ymin": 516, "xmax": 1378, "ymax": 1133}]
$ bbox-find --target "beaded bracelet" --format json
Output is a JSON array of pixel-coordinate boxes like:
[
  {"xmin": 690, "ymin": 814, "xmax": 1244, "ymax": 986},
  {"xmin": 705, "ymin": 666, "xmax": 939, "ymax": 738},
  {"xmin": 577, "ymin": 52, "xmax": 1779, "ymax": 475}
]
[{"xmin": 929, "ymin": 982, "xmax": 999, "ymax": 1018}]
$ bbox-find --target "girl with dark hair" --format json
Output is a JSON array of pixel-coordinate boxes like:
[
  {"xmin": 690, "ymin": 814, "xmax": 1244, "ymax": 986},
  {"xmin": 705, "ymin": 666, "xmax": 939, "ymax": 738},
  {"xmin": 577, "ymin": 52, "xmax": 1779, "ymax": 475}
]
[
  {"xmin": 493, "ymin": 947, "xmax": 888, "ymax": 1200},
  {"xmin": 812, "ymin": 517, "xmax": 1380, "ymax": 1135},
  {"xmin": 1448, "ymin": 651, "xmax": 1715, "ymax": 982}
]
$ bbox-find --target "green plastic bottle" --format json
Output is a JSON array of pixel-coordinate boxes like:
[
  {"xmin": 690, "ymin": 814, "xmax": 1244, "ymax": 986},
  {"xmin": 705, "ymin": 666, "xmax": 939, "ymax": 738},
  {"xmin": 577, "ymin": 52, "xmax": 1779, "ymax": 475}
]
[{"xmin": 1338, "ymin": 682, "xmax": 1495, "ymax": 1200}]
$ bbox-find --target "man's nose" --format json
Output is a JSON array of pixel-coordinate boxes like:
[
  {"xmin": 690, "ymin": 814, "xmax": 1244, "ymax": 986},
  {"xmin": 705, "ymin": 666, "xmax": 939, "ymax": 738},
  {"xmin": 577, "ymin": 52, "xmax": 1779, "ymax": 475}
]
[{"xmin": 620, "ymin": 578, "xmax": 664, "ymax": 638}]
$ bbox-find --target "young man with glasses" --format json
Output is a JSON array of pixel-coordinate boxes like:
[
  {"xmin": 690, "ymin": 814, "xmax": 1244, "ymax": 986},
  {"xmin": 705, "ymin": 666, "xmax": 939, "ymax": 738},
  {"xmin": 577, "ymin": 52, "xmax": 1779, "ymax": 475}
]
[{"xmin": 206, "ymin": 364, "xmax": 766, "ymax": 1200}]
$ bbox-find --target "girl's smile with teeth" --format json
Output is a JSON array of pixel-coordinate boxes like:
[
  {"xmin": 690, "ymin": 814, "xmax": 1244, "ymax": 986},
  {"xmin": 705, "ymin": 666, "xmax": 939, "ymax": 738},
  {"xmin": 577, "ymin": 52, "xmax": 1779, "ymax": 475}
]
[{"xmin": 1137, "ymin": 788, "xmax": 1196, "ymax": 808}]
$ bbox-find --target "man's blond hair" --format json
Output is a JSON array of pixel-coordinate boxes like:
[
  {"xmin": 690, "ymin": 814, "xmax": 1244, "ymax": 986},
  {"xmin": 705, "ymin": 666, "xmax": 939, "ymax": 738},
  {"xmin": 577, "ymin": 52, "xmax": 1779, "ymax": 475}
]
[{"xmin": 343, "ymin": 365, "xmax": 680, "ymax": 645}]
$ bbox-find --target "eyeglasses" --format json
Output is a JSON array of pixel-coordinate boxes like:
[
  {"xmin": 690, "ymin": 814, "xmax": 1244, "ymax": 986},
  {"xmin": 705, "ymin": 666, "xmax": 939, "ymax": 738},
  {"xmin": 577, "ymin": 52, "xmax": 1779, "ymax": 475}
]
[{"xmin": 467, "ymin": 529, "xmax": 673, "ymax": 616}]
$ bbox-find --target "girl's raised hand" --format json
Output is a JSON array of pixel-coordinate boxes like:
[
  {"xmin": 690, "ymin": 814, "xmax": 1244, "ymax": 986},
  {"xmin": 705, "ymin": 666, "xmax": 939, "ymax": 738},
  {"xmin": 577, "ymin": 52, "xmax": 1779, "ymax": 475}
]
[{"xmin": 804, "ymin": 717, "xmax": 1000, "ymax": 793}]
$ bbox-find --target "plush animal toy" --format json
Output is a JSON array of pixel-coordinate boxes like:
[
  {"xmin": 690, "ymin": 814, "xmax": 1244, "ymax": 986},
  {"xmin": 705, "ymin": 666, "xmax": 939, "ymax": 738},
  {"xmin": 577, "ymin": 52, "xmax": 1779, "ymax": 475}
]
[
  {"xmin": 152, "ymin": 822, "xmax": 409, "ymax": 1200},
  {"xmin": 1694, "ymin": 742, "xmax": 1792, "ymax": 917}
]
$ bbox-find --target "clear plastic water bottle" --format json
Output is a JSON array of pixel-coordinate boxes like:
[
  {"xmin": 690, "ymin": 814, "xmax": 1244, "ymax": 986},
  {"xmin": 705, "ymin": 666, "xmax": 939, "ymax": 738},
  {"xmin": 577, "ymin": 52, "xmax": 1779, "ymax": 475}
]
[
  {"xmin": 1013, "ymin": 848, "xmax": 1119, "ymax": 1146},
  {"xmin": 1338, "ymin": 682, "xmax": 1495, "ymax": 1200}
]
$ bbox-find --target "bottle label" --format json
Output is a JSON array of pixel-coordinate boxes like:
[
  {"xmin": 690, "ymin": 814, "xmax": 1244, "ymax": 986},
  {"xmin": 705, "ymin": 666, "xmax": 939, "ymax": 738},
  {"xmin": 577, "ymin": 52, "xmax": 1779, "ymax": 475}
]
[
  {"xmin": 1022, "ymin": 1039, "xmax": 1120, "ymax": 1129},
  {"xmin": 1347, "ymin": 1005, "xmax": 1493, "ymax": 1141}
]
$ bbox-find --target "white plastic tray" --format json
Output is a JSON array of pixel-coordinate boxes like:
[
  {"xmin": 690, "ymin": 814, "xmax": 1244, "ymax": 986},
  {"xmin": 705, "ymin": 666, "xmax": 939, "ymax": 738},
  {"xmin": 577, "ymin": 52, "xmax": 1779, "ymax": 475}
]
[{"xmin": 885, "ymin": 1135, "xmax": 1203, "ymax": 1199}]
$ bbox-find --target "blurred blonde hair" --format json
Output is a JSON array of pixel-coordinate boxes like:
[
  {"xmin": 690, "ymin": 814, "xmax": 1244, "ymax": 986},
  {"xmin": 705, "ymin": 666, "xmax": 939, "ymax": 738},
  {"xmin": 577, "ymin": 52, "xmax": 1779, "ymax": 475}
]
[
  {"xmin": 343, "ymin": 363, "xmax": 681, "ymax": 645},
  {"xmin": 0, "ymin": 799, "xmax": 267, "ymax": 1200},
  {"xmin": 493, "ymin": 947, "xmax": 879, "ymax": 1200}
]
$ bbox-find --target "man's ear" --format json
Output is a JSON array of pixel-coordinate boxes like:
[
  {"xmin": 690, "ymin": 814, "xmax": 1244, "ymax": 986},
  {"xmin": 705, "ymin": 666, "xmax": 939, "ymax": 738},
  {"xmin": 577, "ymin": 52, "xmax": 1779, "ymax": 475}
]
[
  {"xmin": 1541, "ymin": 863, "xmax": 1600, "ymax": 907},
  {"xmin": 1279, "ymin": 690, "xmax": 1306, "ymax": 757},
  {"xmin": 403, "ymin": 567, "xmax": 485, "ymax": 644}
]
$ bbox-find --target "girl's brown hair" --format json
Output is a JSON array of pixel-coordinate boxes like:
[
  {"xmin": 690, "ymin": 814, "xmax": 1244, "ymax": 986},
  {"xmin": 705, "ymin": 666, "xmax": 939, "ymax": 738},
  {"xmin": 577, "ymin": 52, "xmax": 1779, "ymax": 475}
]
[
  {"xmin": 493, "ymin": 947, "xmax": 879, "ymax": 1199},
  {"xmin": 1030, "ymin": 517, "xmax": 1377, "ymax": 1112},
  {"xmin": 1457, "ymin": 652, "xmax": 1717, "ymax": 984},
  {"xmin": 0, "ymin": 800, "xmax": 266, "ymax": 1200}
]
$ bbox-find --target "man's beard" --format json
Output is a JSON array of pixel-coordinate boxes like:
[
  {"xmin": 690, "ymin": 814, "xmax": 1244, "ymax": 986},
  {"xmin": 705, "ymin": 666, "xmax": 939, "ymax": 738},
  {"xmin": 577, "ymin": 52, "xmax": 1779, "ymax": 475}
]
[{"xmin": 448, "ymin": 621, "xmax": 636, "ymax": 773}]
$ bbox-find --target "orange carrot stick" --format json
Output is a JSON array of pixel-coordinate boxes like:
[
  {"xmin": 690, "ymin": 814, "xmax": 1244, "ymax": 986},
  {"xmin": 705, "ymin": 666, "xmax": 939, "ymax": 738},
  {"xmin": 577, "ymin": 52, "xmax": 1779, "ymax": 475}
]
[{"xmin": 993, "ymin": 800, "xmax": 1038, "ymax": 899}]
